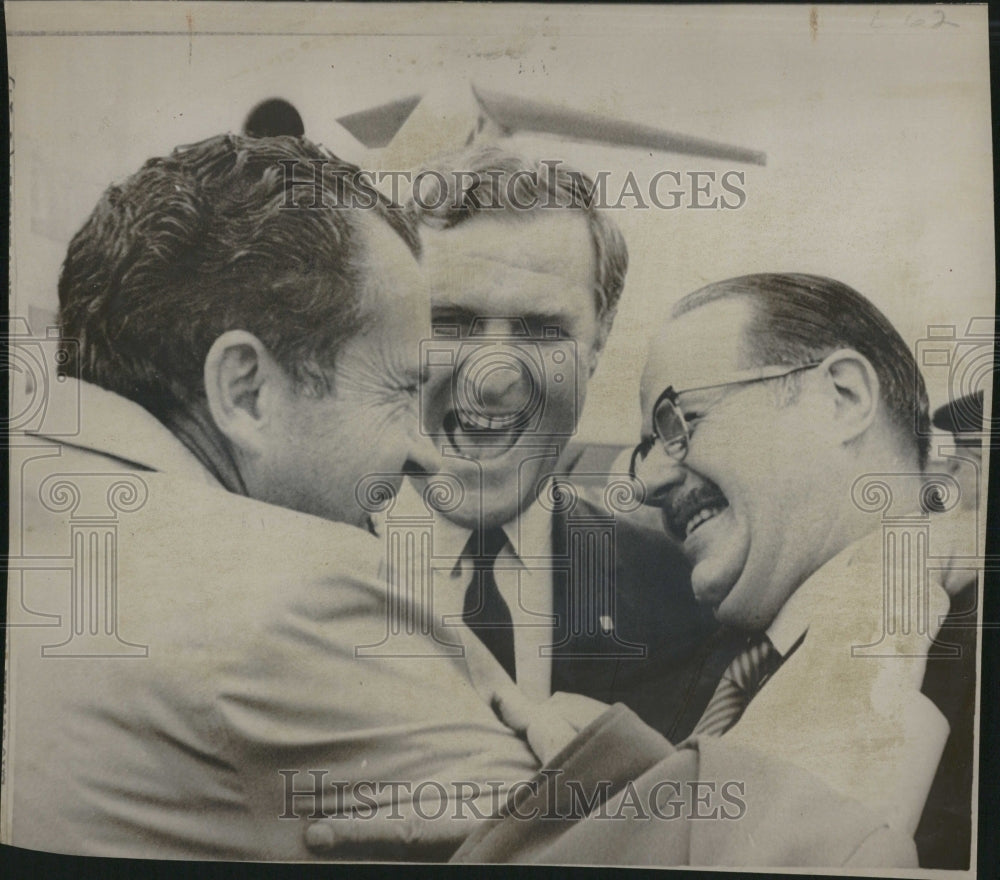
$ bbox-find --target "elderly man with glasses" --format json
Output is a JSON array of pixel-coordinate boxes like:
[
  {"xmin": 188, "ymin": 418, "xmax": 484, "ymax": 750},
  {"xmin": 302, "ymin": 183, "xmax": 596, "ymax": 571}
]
[{"xmin": 446, "ymin": 273, "xmax": 960, "ymax": 868}]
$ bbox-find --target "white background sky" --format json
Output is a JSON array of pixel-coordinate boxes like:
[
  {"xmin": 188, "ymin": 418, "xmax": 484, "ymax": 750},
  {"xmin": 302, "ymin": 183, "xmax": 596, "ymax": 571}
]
[{"xmin": 7, "ymin": 2, "xmax": 994, "ymax": 444}]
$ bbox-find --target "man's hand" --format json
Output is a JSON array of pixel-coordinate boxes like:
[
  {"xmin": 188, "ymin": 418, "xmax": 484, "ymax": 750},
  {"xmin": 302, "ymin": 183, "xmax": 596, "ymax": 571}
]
[
  {"xmin": 304, "ymin": 794, "xmax": 496, "ymax": 861},
  {"xmin": 302, "ymin": 689, "xmax": 610, "ymax": 860},
  {"xmin": 493, "ymin": 686, "xmax": 609, "ymax": 764},
  {"xmin": 304, "ymin": 631, "xmax": 611, "ymax": 858},
  {"xmin": 461, "ymin": 623, "xmax": 610, "ymax": 762}
]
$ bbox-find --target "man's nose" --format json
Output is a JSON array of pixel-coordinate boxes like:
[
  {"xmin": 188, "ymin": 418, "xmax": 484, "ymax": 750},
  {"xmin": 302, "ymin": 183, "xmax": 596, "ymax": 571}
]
[
  {"xmin": 635, "ymin": 442, "xmax": 685, "ymax": 507},
  {"xmin": 402, "ymin": 424, "xmax": 444, "ymax": 479},
  {"xmin": 460, "ymin": 358, "xmax": 534, "ymax": 425},
  {"xmin": 475, "ymin": 362, "xmax": 529, "ymax": 411}
]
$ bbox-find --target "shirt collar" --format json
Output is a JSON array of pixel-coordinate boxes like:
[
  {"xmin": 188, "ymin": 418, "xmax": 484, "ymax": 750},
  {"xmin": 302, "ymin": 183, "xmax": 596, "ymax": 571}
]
[
  {"xmin": 504, "ymin": 476, "xmax": 556, "ymax": 561},
  {"xmin": 765, "ymin": 579, "xmax": 815, "ymax": 658},
  {"xmin": 389, "ymin": 475, "xmax": 558, "ymax": 570}
]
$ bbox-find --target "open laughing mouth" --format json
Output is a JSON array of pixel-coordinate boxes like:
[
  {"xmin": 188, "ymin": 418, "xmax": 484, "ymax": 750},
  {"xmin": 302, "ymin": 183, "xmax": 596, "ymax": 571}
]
[
  {"xmin": 665, "ymin": 486, "xmax": 731, "ymax": 543},
  {"xmin": 443, "ymin": 409, "xmax": 528, "ymax": 460},
  {"xmin": 682, "ymin": 504, "xmax": 728, "ymax": 538}
]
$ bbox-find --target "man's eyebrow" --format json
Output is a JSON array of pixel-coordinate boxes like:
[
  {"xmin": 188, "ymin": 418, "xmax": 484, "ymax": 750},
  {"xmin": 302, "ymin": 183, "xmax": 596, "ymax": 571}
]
[
  {"xmin": 431, "ymin": 305, "xmax": 477, "ymax": 322},
  {"xmin": 521, "ymin": 310, "xmax": 570, "ymax": 326},
  {"xmin": 431, "ymin": 307, "xmax": 570, "ymax": 334},
  {"xmin": 432, "ymin": 306, "xmax": 567, "ymax": 322}
]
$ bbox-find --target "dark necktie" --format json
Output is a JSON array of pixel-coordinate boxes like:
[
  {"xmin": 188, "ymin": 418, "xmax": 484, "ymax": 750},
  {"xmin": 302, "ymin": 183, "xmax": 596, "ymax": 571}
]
[
  {"xmin": 462, "ymin": 528, "xmax": 517, "ymax": 681},
  {"xmin": 692, "ymin": 634, "xmax": 782, "ymax": 737}
]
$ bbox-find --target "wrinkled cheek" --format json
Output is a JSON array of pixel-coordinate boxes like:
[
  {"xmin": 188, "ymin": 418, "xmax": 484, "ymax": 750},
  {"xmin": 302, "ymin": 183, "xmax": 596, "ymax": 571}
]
[{"xmin": 419, "ymin": 382, "xmax": 453, "ymax": 435}]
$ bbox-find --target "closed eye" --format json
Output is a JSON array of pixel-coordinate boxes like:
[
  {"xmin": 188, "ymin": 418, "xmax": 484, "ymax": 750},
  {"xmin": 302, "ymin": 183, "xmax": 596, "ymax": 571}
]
[{"xmin": 398, "ymin": 367, "xmax": 430, "ymax": 397}]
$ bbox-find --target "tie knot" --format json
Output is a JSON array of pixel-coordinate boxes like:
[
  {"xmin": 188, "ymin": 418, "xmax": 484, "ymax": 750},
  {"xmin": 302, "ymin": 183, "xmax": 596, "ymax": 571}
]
[
  {"xmin": 725, "ymin": 634, "xmax": 780, "ymax": 697},
  {"xmin": 463, "ymin": 528, "xmax": 508, "ymax": 569}
]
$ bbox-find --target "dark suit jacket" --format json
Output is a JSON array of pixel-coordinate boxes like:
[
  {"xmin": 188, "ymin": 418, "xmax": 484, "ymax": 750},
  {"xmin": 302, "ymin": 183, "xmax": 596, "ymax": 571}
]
[
  {"xmin": 547, "ymin": 497, "xmax": 741, "ymax": 742},
  {"xmin": 915, "ymin": 580, "xmax": 978, "ymax": 869}
]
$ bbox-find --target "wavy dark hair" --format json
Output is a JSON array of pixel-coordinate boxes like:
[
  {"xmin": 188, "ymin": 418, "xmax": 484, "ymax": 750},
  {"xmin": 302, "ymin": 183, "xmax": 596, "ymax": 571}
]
[{"xmin": 59, "ymin": 133, "xmax": 419, "ymax": 416}]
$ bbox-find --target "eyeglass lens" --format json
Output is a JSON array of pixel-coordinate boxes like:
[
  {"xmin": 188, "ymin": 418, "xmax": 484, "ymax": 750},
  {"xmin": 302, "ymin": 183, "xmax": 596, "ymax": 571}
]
[{"xmin": 653, "ymin": 398, "xmax": 689, "ymax": 459}]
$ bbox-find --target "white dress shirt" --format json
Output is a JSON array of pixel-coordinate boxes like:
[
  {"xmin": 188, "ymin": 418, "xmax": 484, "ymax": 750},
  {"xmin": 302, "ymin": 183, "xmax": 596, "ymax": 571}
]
[{"xmin": 383, "ymin": 477, "xmax": 556, "ymax": 701}]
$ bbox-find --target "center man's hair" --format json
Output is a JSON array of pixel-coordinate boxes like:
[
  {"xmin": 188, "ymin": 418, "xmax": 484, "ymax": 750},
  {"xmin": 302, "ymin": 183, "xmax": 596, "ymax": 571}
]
[{"xmin": 403, "ymin": 146, "xmax": 628, "ymax": 334}]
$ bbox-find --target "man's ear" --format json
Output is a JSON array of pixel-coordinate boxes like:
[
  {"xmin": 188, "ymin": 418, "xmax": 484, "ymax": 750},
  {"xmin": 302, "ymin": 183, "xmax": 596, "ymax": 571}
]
[
  {"xmin": 821, "ymin": 348, "xmax": 880, "ymax": 445},
  {"xmin": 203, "ymin": 330, "xmax": 284, "ymax": 454}
]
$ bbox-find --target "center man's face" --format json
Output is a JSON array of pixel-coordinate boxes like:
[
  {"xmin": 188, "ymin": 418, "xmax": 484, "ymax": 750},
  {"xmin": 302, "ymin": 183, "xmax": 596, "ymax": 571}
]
[
  {"xmin": 635, "ymin": 299, "xmax": 832, "ymax": 630},
  {"xmin": 417, "ymin": 212, "xmax": 602, "ymax": 529}
]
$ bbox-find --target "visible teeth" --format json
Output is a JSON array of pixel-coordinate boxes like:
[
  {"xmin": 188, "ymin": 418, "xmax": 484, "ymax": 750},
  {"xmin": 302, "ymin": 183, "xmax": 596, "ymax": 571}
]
[
  {"xmin": 685, "ymin": 507, "xmax": 721, "ymax": 538},
  {"xmin": 444, "ymin": 410, "xmax": 523, "ymax": 460},
  {"xmin": 456, "ymin": 408, "xmax": 521, "ymax": 432}
]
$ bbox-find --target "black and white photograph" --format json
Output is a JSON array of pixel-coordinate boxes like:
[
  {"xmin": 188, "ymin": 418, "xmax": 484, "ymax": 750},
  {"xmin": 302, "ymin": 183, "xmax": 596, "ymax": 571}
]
[{"xmin": 2, "ymin": 2, "xmax": 994, "ymax": 875}]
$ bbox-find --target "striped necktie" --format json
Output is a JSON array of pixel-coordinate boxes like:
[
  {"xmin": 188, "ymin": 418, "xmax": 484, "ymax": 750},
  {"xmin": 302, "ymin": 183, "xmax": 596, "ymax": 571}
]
[
  {"xmin": 462, "ymin": 528, "xmax": 517, "ymax": 681},
  {"xmin": 692, "ymin": 634, "xmax": 782, "ymax": 738}
]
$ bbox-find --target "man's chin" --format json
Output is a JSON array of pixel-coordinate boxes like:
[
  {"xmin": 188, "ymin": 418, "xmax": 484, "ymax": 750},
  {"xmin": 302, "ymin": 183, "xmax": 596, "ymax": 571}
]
[
  {"xmin": 710, "ymin": 575, "xmax": 781, "ymax": 631},
  {"xmin": 425, "ymin": 483, "xmax": 528, "ymax": 531},
  {"xmin": 444, "ymin": 505, "xmax": 523, "ymax": 531},
  {"xmin": 690, "ymin": 564, "xmax": 739, "ymax": 611},
  {"xmin": 711, "ymin": 595, "xmax": 747, "ymax": 629},
  {"xmin": 713, "ymin": 592, "xmax": 774, "ymax": 632},
  {"xmin": 426, "ymin": 452, "xmax": 559, "ymax": 526}
]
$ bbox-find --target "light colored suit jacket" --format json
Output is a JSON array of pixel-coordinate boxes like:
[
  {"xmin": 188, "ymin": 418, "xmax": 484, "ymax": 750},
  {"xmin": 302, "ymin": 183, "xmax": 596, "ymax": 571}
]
[
  {"xmin": 452, "ymin": 705, "xmax": 919, "ymax": 867},
  {"xmin": 3, "ymin": 380, "xmax": 538, "ymax": 859},
  {"xmin": 453, "ymin": 533, "xmax": 952, "ymax": 867}
]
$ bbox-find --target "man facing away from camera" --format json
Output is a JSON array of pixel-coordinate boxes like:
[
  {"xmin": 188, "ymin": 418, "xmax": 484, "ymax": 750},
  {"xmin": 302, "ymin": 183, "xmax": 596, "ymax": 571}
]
[
  {"xmin": 3, "ymin": 134, "xmax": 551, "ymax": 860},
  {"xmin": 430, "ymin": 274, "xmax": 956, "ymax": 867},
  {"xmin": 383, "ymin": 147, "xmax": 734, "ymax": 731}
]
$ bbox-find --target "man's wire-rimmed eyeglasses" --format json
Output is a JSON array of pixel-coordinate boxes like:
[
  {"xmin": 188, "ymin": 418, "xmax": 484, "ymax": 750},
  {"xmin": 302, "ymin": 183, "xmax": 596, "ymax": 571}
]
[{"xmin": 628, "ymin": 361, "xmax": 823, "ymax": 480}]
